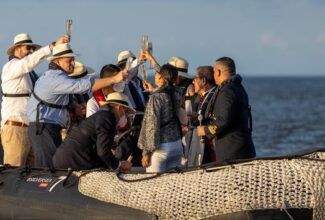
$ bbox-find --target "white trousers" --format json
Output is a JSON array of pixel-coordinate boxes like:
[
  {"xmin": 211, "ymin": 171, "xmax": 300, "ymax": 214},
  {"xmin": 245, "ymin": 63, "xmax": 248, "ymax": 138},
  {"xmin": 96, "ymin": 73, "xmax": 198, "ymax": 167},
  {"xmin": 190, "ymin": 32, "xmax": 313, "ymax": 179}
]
[{"xmin": 146, "ymin": 139, "xmax": 183, "ymax": 173}]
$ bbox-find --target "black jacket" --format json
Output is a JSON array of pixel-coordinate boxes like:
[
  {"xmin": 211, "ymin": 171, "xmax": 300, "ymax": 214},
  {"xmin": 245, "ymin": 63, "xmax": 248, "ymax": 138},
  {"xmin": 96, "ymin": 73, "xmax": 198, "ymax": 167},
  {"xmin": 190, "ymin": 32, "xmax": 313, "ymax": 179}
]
[
  {"xmin": 204, "ymin": 75, "xmax": 256, "ymax": 162},
  {"xmin": 52, "ymin": 106, "xmax": 119, "ymax": 170}
]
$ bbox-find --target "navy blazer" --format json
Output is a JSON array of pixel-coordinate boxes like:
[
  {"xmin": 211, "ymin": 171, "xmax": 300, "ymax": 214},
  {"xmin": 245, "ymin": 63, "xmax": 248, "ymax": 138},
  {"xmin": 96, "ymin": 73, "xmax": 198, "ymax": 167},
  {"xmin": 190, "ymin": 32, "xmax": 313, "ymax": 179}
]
[
  {"xmin": 205, "ymin": 75, "xmax": 256, "ymax": 162},
  {"xmin": 52, "ymin": 106, "xmax": 119, "ymax": 170}
]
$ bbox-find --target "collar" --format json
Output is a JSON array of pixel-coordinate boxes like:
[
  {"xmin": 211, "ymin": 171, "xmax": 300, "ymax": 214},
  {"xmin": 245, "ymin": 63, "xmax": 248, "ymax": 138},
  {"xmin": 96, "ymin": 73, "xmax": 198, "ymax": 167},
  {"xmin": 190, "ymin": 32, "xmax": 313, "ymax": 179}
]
[
  {"xmin": 48, "ymin": 62, "xmax": 65, "ymax": 73},
  {"xmin": 9, "ymin": 55, "xmax": 19, "ymax": 61},
  {"xmin": 200, "ymin": 86, "xmax": 215, "ymax": 97},
  {"xmin": 219, "ymin": 74, "xmax": 242, "ymax": 88}
]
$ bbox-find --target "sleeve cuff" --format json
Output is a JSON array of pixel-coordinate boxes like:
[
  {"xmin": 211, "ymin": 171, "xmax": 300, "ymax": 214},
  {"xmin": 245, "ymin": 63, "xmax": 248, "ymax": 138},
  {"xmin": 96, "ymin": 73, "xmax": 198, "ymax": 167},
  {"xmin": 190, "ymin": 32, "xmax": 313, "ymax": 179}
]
[
  {"xmin": 142, "ymin": 150, "xmax": 150, "ymax": 156},
  {"xmin": 43, "ymin": 45, "xmax": 52, "ymax": 55}
]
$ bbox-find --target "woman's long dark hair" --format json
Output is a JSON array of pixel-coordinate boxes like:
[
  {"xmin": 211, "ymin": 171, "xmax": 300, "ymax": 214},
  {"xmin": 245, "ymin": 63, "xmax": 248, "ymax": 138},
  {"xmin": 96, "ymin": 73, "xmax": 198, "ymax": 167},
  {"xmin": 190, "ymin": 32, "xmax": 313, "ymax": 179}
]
[
  {"xmin": 158, "ymin": 64, "xmax": 182, "ymax": 135},
  {"xmin": 159, "ymin": 64, "xmax": 178, "ymax": 110},
  {"xmin": 159, "ymin": 64, "xmax": 178, "ymax": 86}
]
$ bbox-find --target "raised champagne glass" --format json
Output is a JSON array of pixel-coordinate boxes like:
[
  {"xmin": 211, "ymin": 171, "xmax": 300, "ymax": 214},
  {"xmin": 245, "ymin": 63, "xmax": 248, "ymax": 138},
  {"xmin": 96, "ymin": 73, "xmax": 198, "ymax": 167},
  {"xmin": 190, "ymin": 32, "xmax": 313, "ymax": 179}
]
[{"xmin": 66, "ymin": 19, "xmax": 73, "ymax": 38}]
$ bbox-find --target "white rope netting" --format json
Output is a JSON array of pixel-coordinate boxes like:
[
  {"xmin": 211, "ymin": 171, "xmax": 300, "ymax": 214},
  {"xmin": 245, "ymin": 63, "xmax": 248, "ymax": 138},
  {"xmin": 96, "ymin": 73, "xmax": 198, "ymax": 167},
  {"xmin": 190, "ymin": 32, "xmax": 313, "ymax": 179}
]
[{"xmin": 78, "ymin": 152, "xmax": 325, "ymax": 219}]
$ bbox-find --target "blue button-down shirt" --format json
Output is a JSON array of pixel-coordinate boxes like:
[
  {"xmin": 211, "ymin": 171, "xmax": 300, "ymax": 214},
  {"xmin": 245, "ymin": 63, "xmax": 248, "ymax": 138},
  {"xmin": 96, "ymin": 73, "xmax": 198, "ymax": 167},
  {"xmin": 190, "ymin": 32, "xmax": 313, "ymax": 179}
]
[{"xmin": 27, "ymin": 69, "xmax": 94, "ymax": 127}]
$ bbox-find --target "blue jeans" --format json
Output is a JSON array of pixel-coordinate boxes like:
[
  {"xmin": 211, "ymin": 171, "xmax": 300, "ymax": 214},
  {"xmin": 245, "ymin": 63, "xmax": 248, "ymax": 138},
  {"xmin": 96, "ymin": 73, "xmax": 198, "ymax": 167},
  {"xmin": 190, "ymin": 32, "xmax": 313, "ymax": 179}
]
[{"xmin": 146, "ymin": 139, "xmax": 183, "ymax": 173}]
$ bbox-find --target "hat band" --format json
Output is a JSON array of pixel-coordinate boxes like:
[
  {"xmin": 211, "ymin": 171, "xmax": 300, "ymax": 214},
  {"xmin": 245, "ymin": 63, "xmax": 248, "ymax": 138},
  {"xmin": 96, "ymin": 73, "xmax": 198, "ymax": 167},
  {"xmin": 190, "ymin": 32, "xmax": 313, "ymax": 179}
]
[
  {"xmin": 71, "ymin": 70, "xmax": 88, "ymax": 79},
  {"xmin": 119, "ymin": 56, "xmax": 136, "ymax": 64},
  {"xmin": 107, "ymin": 99, "xmax": 129, "ymax": 106},
  {"xmin": 53, "ymin": 49, "xmax": 73, "ymax": 57},
  {"xmin": 174, "ymin": 66, "xmax": 188, "ymax": 73},
  {"xmin": 14, "ymin": 39, "xmax": 33, "ymax": 45}
]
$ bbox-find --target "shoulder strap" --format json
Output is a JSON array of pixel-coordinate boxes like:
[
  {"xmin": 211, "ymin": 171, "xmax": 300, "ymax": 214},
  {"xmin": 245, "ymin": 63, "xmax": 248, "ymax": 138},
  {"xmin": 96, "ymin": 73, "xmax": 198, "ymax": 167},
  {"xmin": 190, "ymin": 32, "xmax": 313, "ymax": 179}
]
[
  {"xmin": 1, "ymin": 71, "xmax": 39, "ymax": 98},
  {"xmin": 32, "ymin": 91, "xmax": 68, "ymax": 135},
  {"xmin": 1, "ymin": 91, "xmax": 30, "ymax": 97},
  {"xmin": 32, "ymin": 90, "xmax": 68, "ymax": 109}
]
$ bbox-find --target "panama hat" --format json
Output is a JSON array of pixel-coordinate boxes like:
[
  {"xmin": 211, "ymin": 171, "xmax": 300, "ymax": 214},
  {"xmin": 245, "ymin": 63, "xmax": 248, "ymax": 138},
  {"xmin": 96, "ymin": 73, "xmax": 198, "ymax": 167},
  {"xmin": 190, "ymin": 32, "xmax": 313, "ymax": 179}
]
[
  {"xmin": 168, "ymin": 56, "xmax": 193, "ymax": 79},
  {"xmin": 105, "ymin": 92, "xmax": 136, "ymax": 112},
  {"xmin": 69, "ymin": 61, "xmax": 96, "ymax": 78},
  {"xmin": 117, "ymin": 50, "xmax": 136, "ymax": 64},
  {"xmin": 7, "ymin": 33, "xmax": 41, "ymax": 56},
  {"xmin": 47, "ymin": 43, "xmax": 78, "ymax": 61}
]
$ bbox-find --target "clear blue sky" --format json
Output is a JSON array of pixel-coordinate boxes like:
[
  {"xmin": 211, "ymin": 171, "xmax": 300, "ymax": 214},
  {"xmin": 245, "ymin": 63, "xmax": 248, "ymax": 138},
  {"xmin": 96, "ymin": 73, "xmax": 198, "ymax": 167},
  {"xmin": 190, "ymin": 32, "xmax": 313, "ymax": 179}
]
[{"xmin": 1, "ymin": 0, "xmax": 325, "ymax": 76}]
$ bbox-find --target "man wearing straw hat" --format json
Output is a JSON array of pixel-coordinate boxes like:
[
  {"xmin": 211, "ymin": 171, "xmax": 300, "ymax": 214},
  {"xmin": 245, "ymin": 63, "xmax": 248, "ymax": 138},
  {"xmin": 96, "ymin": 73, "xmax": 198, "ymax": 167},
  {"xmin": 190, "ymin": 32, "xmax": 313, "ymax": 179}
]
[
  {"xmin": 53, "ymin": 92, "xmax": 133, "ymax": 171},
  {"xmin": 1, "ymin": 33, "xmax": 69, "ymax": 167},
  {"xmin": 27, "ymin": 43, "xmax": 128, "ymax": 167},
  {"xmin": 168, "ymin": 56, "xmax": 194, "ymax": 97},
  {"xmin": 117, "ymin": 50, "xmax": 147, "ymax": 112}
]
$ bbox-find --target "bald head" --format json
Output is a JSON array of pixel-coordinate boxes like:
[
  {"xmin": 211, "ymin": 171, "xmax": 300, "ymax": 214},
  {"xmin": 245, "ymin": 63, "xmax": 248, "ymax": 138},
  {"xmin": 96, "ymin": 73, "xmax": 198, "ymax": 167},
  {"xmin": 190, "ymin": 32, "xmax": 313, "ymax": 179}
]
[{"xmin": 214, "ymin": 57, "xmax": 236, "ymax": 85}]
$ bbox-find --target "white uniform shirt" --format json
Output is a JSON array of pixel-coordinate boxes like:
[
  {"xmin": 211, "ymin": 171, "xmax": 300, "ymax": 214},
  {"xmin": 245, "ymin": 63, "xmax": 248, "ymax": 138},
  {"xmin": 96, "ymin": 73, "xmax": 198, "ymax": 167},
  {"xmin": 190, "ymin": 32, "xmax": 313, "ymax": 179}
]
[
  {"xmin": 1, "ymin": 46, "xmax": 51, "ymax": 127},
  {"xmin": 86, "ymin": 97, "xmax": 100, "ymax": 118}
]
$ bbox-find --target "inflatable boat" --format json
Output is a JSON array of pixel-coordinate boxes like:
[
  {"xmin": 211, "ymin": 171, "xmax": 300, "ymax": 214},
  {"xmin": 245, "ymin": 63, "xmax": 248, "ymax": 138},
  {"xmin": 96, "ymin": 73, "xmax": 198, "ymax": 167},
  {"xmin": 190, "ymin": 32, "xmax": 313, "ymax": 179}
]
[{"xmin": 0, "ymin": 148, "xmax": 324, "ymax": 220}]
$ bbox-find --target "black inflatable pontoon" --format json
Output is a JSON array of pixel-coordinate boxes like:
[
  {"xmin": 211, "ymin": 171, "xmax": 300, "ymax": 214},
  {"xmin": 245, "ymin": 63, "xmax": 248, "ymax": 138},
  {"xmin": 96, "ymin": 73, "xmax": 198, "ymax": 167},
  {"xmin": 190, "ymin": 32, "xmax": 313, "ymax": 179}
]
[{"xmin": 0, "ymin": 148, "xmax": 324, "ymax": 219}]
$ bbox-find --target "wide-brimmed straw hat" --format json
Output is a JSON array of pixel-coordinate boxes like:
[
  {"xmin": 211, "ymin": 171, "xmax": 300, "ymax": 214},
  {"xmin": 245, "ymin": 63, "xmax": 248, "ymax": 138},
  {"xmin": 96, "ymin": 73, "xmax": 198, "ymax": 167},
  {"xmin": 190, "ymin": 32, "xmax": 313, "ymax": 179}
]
[
  {"xmin": 7, "ymin": 33, "xmax": 41, "ymax": 56},
  {"xmin": 69, "ymin": 61, "xmax": 96, "ymax": 78},
  {"xmin": 168, "ymin": 56, "xmax": 193, "ymax": 79},
  {"xmin": 47, "ymin": 43, "xmax": 78, "ymax": 61},
  {"xmin": 117, "ymin": 50, "xmax": 136, "ymax": 64},
  {"xmin": 105, "ymin": 92, "xmax": 136, "ymax": 112}
]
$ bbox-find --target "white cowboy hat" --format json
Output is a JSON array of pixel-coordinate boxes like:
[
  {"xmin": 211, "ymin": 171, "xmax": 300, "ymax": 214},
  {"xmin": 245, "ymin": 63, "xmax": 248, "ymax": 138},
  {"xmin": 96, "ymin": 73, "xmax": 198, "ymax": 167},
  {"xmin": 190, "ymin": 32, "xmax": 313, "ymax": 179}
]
[
  {"xmin": 105, "ymin": 92, "xmax": 136, "ymax": 112},
  {"xmin": 168, "ymin": 56, "xmax": 193, "ymax": 79},
  {"xmin": 117, "ymin": 50, "xmax": 136, "ymax": 64},
  {"xmin": 69, "ymin": 61, "xmax": 96, "ymax": 78},
  {"xmin": 47, "ymin": 43, "xmax": 78, "ymax": 61},
  {"xmin": 7, "ymin": 33, "xmax": 41, "ymax": 56}
]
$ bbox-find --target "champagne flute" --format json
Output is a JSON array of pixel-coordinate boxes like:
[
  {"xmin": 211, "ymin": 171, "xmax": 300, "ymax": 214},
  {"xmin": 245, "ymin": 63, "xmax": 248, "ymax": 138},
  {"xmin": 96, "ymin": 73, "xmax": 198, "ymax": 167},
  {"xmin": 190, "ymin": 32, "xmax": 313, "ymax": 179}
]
[
  {"xmin": 125, "ymin": 57, "xmax": 133, "ymax": 71},
  {"xmin": 148, "ymin": 42, "xmax": 152, "ymax": 53},
  {"xmin": 147, "ymin": 42, "xmax": 153, "ymax": 69},
  {"xmin": 185, "ymin": 98, "xmax": 192, "ymax": 127},
  {"xmin": 141, "ymin": 35, "xmax": 149, "ymax": 66},
  {"xmin": 66, "ymin": 19, "xmax": 73, "ymax": 38},
  {"xmin": 141, "ymin": 35, "xmax": 149, "ymax": 51},
  {"xmin": 198, "ymin": 114, "xmax": 205, "ymax": 144}
]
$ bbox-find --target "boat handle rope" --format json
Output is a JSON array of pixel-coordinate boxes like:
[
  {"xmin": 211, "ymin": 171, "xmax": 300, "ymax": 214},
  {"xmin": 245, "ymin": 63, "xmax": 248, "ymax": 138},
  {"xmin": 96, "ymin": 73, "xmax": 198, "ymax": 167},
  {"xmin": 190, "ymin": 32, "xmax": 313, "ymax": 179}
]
[{"xmin": 116, "ymin": 166, "xmax": 184, "ymax": 183}]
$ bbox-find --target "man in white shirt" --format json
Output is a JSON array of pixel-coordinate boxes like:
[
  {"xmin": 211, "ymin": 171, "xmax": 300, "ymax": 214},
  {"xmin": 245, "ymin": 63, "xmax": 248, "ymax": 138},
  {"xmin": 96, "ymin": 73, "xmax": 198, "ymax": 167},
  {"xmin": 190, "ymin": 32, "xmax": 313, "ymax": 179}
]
[{"xmin": 1, "ymin": 33, "xmax": 69, "ymax": 167}]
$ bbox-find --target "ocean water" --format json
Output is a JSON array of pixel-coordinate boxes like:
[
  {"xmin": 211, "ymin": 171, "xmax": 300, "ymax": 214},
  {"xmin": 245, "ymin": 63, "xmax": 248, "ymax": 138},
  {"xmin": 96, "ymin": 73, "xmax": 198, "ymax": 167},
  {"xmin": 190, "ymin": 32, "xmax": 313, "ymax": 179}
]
[{"xmin": 243, "ymin": 77, "xmax": 325, "ymax": 156}]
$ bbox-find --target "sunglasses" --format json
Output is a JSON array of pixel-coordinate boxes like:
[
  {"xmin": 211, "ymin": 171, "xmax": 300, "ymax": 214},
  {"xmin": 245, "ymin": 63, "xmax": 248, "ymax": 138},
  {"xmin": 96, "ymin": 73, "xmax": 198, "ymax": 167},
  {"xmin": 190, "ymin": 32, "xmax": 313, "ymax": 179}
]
[{"xmin": 25, "ymin": 46, "xmax": 35, "ymax": 51}]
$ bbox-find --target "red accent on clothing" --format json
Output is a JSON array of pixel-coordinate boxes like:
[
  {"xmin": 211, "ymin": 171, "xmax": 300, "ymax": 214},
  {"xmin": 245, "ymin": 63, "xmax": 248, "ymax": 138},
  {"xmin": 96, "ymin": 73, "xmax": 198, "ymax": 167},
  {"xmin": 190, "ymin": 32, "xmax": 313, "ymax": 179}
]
[
  {"xmin": 93, "ymin": 90, "xmax": 105, "ymax": 105},
  {"xmin": 204, "ymin": 136, "xmax": 216, "ymax": 162},
  {"xmin": 197, "ymin": 95, "xmax": 205, "ymax": 111}
]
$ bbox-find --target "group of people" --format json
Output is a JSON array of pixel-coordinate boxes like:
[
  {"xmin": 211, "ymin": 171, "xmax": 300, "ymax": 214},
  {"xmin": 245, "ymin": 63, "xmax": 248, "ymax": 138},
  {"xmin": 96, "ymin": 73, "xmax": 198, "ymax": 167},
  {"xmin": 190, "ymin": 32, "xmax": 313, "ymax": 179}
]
[{"xmin": 0, "ymin": 32, "xmax": 256, "ymax": 173}]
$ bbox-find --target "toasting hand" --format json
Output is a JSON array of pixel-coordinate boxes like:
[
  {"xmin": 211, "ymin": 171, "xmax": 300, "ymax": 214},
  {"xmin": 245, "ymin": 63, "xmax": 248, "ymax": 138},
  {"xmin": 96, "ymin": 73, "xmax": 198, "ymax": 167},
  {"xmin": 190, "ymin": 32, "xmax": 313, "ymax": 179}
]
[
  {"xmin": 143, "ymin": 81, "xmax": 156, "ymax": 93},
  {"xmin": 56, "ymin": 35, "xmax": 70, "ymax": 45},
  {"xmin": 113, "ymin": 69, "xmax": 129, "ymax": 84}
]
